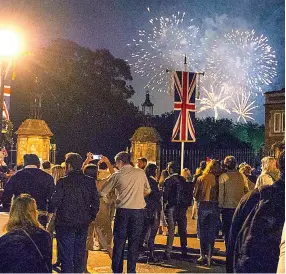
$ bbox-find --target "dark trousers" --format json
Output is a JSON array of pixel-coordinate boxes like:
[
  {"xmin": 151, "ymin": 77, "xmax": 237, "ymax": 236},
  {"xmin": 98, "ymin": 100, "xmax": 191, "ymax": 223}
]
[
  {"xmin": 165, "ymin": 206, "xmax": 188, "ymax": 255},
  {"xmin": 221, "ymin": 208, "xmax": 236, "ymax": 250},
  {"xmin": 112, "ymin": 208, "xmax": 144, "ymax": 274},
  {"xmin": 139, "ymin": 209, "xmax": 160, "ymax": 253},
  {"xmin": 198, "ymin": 202, "xmax": 220, "ymax": 256},
  {"xmin": 55, "ymin": 225, "xmax": 88, "ymax": 273}
]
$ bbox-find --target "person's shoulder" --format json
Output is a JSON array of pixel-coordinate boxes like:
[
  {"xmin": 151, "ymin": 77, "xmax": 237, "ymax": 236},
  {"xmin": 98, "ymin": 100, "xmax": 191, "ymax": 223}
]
[
  {"xmin": 148, "ymin": 176, "xmax": 157, "ymax": 184},
  {"xmin": 130, "ymin": 166, "xmax": 146, "ymax": 175},
  {"xmin": 260, "ymin": 179, "xmax": 285, "ymax": 198}
]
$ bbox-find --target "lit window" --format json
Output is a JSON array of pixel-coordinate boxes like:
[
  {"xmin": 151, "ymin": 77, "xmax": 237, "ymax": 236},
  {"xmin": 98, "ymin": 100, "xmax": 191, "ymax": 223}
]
[
  {"xmin": 282, "ymin": 112, "xmax": 285, "ymax": 132},
  {"xmin": 273, "ymin": 113, "xmax": 281, "ymax": 133}
]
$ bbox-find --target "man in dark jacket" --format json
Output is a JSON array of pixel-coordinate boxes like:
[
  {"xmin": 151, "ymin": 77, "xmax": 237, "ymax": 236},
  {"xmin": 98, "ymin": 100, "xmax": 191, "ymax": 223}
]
[
  {"xmin": 227, "ymin": 150, "xmax": 285, "ymax": 273},
  {"xmin": 49, "ymin": 152, "xmax": 99, "ymax": 273},
  {"xmin": 2, "ymin": 154, "xmax": 55, "ymax": 227},
  {"xmin": 163, "ymin": 161, "xmax": 191, "ymax": 260}
]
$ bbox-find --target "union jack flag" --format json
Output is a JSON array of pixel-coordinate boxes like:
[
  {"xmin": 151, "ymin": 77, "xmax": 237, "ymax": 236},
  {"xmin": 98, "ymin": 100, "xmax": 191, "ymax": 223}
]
[{"xmin": 172, "ymin": 71, "xmax": 197, "ymax": 142}]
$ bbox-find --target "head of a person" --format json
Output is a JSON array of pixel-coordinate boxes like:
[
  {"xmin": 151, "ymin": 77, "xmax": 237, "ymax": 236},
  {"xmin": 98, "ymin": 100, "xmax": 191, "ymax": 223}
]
[
  {"xmin": 203, "ymin": 160, "xmax": 221, "ymax": 176},
  {"xmin": 200, "ymin": 161, "xmax": 207, "ymax": 170},
  {"xmin": 98, "ymin": 162, "xmax": 108, "ymax": 170},
  {"xmin": 261, "ymin": 156, "xmax": 278, "ymax": 173},
  {"xmin": 137, "ymin": 157, "xmax": 147, "ymax": 169},
  {"xmin": 23, "ymin": 154, "xmax": 40, "ymax": 168},
  {"xmin": 51, "ymin": 165, "xmax": 66, "ymax": 184},
  {"xmin": 42, "ymin": 161, "xmax": 51, "ymax": 170},
  {"xmin": 114, "ymin": 151, "xmax": 131, "ymax": 170},
  {"xmin": 239, "ymin": 164, "xmax": 252, "ymax": 176},
  {"xmin": 224, "ymin": 156, "xmax": 237, "ymax": 170},
  {"xmin": 5, "ymin": 194, "xmax": 40, "ymax": 232},
  {"xmin": 167, "ymin": 161, "xmax": 180, "ymax": 175},
  {"xmin": 65, "ymin": 153, "xmax": 83, "ymax": 172},
  {"xmin": 83, "ymin": 164, "xmax": 98, "ymax": 180},
  {"xmin": 181, "ymin": 168, "xmax": 192, "ymax": 181},
  {"xmin": 159, "ymin": 169, "xmax": 169, "ymax": 185},
  {"xmin": 195, "ymin": 161, "xmax": 207, "ymax": 175},
  {"xmin": 145, "ymin": 163, "xmax": 158, "ymax": 178}
]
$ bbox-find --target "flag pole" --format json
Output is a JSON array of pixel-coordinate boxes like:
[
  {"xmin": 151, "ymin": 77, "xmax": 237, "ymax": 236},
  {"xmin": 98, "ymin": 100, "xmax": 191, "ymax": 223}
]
[{"xmin": 181, "ymin": 55, "xmax": 188, "ymax": 169}]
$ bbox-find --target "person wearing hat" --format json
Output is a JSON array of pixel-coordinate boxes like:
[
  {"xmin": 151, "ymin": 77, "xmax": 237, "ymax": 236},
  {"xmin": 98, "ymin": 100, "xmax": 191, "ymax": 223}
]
[
  {"xmin": 2, "ymin": 154, "xmax": 55, "ymax": 227},
  {"xmin": 218, "ymin": 155, "xmax": 249, "ymax": 250}
]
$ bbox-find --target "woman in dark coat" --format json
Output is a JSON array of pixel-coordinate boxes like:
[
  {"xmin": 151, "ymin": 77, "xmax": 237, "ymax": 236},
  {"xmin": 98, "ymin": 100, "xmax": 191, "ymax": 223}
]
[{"xmin": 0, "ymin": 194, "xmax": 52, "ymax": 273}]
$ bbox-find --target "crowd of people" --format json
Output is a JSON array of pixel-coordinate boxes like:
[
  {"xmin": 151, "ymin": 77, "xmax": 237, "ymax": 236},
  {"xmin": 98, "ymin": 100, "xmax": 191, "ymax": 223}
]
[{"xmin": 0, "ymin": 149, "xmax": 283, "ymax": 273}]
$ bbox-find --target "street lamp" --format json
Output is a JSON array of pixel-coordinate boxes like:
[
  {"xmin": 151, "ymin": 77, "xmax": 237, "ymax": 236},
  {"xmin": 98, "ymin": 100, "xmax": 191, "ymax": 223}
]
[{"xmin": 0, "ymin": 29, "xmax": 21, "ymax": 144}]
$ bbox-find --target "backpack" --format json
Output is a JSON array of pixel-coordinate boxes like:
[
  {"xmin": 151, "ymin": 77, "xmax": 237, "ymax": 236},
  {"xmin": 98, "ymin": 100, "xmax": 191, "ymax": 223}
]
[
  {"xmin": 233, "ymin": 181, "xmax": 285, "ymax": 273},
  {"xmin": 175, "ymin": 175, "xmax": 194, "ymax": 207}
]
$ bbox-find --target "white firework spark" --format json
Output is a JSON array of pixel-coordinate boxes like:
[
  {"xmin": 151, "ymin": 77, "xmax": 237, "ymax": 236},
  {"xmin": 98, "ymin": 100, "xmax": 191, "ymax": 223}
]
[
  {"xmin": 232, "ymin": 91, "xmax": 258, "ymax": 122},
  {"xmin": 128, "ymin": 12, "xmax": 200, "ymax": 93},
  {"xmin": 207, "ymin": 30, "xmax": 277, "ymax": 92},
  {"xmin": 198, "ymin": 81, "xmax": 231, "ymax": 120}
]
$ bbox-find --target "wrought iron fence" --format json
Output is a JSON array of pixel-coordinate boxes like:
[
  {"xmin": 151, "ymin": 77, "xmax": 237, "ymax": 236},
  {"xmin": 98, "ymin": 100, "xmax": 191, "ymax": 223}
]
[{"xmin": 160, "ymin": 147, "xmax": 260, "ymax": 173}]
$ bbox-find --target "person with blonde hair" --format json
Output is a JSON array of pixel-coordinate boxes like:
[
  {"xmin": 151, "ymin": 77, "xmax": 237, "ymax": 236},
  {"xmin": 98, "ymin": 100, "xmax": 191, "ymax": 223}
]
[
  {"xmin": 51, "ymin": 165, "xmax": 66, "ymax": 185},
  {"xmin": 49, "ymin": 164, "xmax": 66, "ymax": 270},
  {"xmin": 194, "ymin": 160, "xmax": 221, "ymax": 266},
  {"xmin": 255, "ymin": 156, "xmax": 280, "ymax": 190},
  {"xmin": 0, "ymin": 194, "xmax": 52, "ymax": 273},
  {"xmin": 181, "ymin": 168, "xmax": 192, "ymax": 182}
]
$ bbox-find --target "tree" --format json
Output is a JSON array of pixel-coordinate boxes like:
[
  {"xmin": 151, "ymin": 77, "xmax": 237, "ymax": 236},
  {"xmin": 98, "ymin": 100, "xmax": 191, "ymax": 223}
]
[{"xmin": 11, "ymin": 39, "xmax": 143, "ymax": 161}]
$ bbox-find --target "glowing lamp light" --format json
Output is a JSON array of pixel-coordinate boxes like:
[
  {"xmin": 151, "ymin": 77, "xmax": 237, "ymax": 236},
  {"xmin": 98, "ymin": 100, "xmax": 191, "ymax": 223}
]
[{"xmin": 0, "ymin": 29, "xmax": 21, "ymax": 57}]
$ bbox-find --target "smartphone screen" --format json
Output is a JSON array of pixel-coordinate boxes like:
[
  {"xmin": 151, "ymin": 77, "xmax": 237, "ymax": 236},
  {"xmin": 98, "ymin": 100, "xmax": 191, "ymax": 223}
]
[{"xmin": 92, "ymin": 155, "xmax": 101, "ymax": 160}]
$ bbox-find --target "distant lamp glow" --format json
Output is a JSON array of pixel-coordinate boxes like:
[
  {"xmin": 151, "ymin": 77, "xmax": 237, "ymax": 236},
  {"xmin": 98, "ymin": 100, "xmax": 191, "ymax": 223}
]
[{"xmin": 0, "ymin": 29, "xmax": 21, "ymax": 57}]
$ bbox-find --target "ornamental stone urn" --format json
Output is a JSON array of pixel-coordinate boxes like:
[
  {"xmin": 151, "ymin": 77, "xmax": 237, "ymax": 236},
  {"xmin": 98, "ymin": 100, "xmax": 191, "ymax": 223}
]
[
  {"xmin": 130, "ymin": 127, "xmax": 162, "ymax": 166},
  {"xmin": 16, "ymin": 119, "xmax": 53, "ymax": 165}
]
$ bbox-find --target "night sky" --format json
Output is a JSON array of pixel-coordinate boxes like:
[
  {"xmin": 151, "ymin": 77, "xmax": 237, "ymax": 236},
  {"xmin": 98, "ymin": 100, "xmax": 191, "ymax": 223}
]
[{"xmin": 1, "ymin": 0, "xmax": 285, "ymax": 124}]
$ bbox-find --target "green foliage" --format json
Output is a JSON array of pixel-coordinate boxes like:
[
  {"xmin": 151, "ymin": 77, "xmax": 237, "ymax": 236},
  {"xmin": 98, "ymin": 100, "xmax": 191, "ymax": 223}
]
[{"xmin": 232, "ymin": 122, "xmax": 265, "ymax": 153}]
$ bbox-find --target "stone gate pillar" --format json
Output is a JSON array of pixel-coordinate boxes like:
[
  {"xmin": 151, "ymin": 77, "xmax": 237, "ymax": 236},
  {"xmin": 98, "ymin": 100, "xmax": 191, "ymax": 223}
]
[
  {"xmin": 16, "ymin": 119, "xmax": 54, "ymax": 165},
  {"xmin": 130, "ymin": 127, "xmax": 162, "ymax": 166}
]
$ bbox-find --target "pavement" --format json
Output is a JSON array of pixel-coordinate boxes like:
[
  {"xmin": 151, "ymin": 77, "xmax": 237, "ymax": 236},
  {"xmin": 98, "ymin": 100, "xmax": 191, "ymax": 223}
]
[{"xmin": 53, "ymin": 208, "xmax": 226, "ymax": 273}]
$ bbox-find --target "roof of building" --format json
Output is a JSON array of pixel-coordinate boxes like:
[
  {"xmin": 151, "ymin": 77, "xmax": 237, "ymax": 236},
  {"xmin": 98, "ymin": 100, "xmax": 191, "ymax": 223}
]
[
  {"xmin": 264, "ymin": 88, "xmax": 285, "ymax": 95},
  {"xmin": 130, "ymin": 127, "xmax": 162, "ymax": 143},
  {"xmin": 16, "ymin": 119, "xmax": 53, "ymax": 137}
]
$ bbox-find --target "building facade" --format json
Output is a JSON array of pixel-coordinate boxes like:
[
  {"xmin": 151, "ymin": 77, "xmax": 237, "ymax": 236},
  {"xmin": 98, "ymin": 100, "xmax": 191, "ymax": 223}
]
[{"xmin": 264, "ymin": 88, "xmax": 285, "ymax": 156}]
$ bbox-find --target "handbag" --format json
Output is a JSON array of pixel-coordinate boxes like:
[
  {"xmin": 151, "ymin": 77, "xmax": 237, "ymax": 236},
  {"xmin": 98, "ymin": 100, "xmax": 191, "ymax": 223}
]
[{"xmin": 21, "ymin": 229, "xmax": 50, "ymax": 272}]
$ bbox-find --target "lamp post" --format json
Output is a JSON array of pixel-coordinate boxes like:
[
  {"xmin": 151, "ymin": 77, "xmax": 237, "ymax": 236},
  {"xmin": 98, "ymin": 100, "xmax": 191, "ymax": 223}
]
[{"xmin": 0, "ymin": 29, "xmax": 21, "ymax": 144}]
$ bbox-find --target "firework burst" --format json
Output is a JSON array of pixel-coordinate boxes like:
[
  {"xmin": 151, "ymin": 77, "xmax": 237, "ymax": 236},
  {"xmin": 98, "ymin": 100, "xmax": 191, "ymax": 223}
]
[
  {"xmin": 207, "ymin": 30, "xmax": 277, "ymax": 92},
  {"xmin": 198, "ymin": 79, "xmax": 231, "ymax": 120},
  {"xmin": 232, "ymin": 90, "xmax": 258, "ymax": 122},
  {"xmin": 128, "ymin": 11, "xmax": 200, "ymax": 92}
]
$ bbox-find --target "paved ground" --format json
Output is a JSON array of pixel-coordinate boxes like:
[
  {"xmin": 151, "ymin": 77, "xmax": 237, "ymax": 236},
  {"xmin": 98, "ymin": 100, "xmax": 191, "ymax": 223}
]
[{"xmin": 53, "ymin": 209, "xmax": 226, "ymax": 273}]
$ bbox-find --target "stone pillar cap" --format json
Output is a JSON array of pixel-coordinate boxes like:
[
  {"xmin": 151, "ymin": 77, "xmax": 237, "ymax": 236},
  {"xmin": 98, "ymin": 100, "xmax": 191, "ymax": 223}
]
[{"xmin": 16, "ymin": 119, "xmax": 53, "ymax": 137}]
